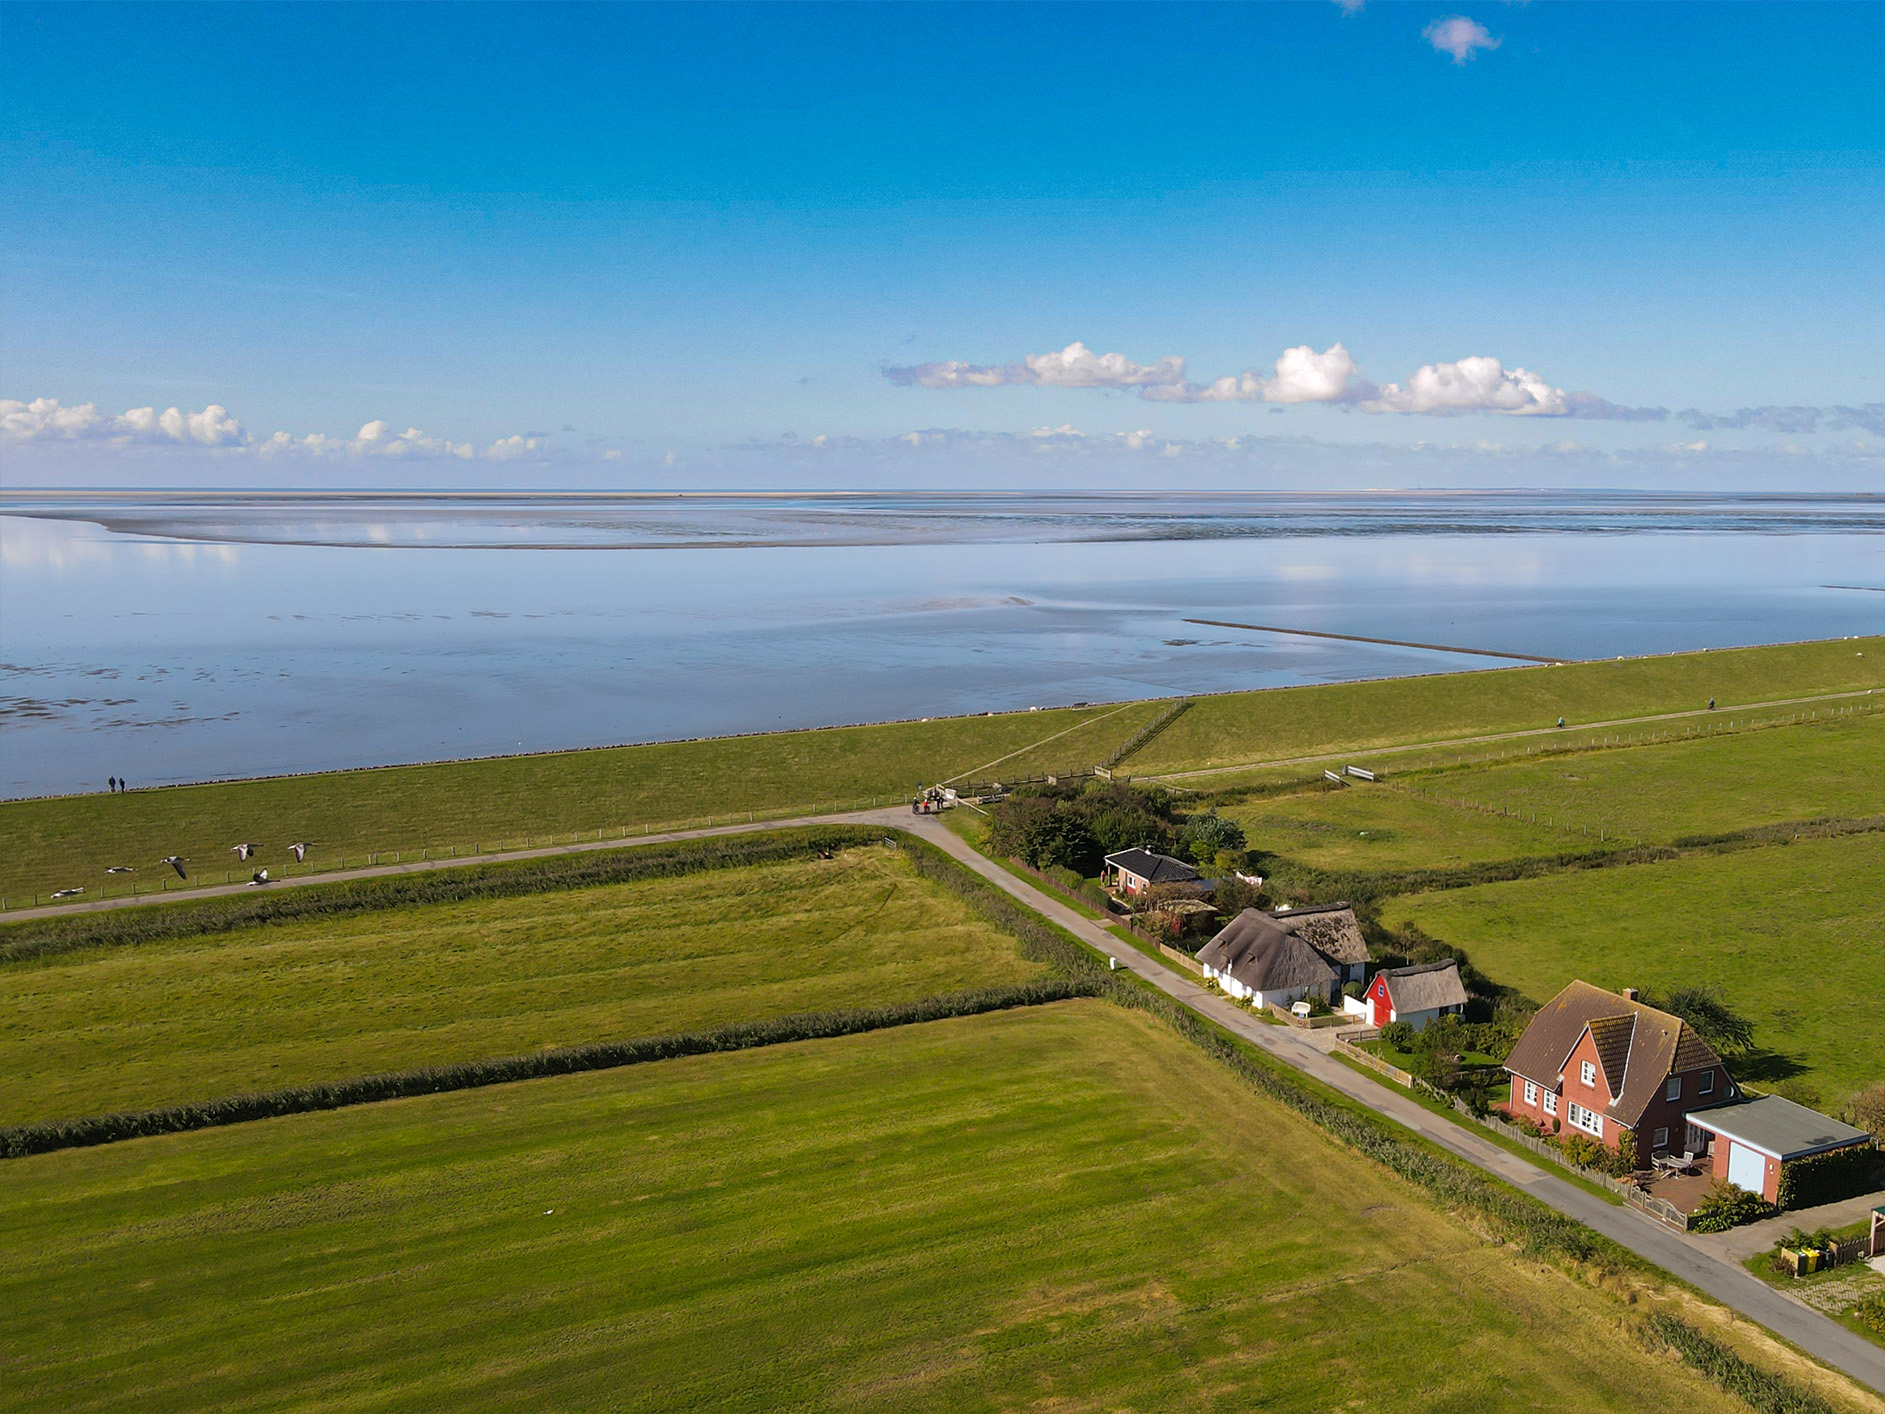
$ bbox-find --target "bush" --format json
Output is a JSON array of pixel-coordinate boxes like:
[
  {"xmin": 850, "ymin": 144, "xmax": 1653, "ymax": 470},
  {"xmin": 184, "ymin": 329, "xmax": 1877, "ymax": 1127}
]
[
  {"xmin": 1644, "ymin": 1314, "xmax": 1835, "ymax": 1414},
  {"xmin": 1378, "ymin": 1021, "xmax": 1415, "ymax": 1050},
  {"xmin": 1342, "ymin": 980, "xmax": 1364, "ymax": 1000},
  {"xmin": 1856, "ymin": 1291, "xmax": 1885, "ymax": 1336},
  {"xmin": 1690, "ymin": 1180, "xmax": 1774, "ymax": 1233},
  {"xmin": 1776, "ymin": 1143, "xmax": 1878, "ymax": 1209}
]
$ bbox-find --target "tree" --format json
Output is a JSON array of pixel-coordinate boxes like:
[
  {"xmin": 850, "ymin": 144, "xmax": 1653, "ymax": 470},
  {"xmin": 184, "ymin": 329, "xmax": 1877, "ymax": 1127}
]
[
  {"xmin": 1026, "ymin": 810, "xmax": 1101, "ymax": 875},
  {"xmin": 1844, "ymin": 1082, "xmax": 1885, "ymax": 1139},
  {"xmin": 1654, "ymin": 985, "xmax": 1755, "ymax": 1055},
  {"xmin": 1181, "ymin": 812, "xmax": 1245, "ymax": 862}
]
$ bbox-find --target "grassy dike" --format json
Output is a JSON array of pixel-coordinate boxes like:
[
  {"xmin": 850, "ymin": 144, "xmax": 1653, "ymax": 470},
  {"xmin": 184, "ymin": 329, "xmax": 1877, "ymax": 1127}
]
[{"xmin": 4, "ymin": 635, "xmax": 1878, "ymax": 905}]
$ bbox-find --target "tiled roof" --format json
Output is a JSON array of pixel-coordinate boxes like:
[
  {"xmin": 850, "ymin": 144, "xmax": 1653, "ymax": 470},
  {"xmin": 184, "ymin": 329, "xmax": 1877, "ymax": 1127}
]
[
  {"xmin": 1503, "ymin": 980, "xmax": 1727, "ymax": 1130},
  {"xmin": 1103, "ymin": 848, "xmax": 1200, "ymax": 885}
]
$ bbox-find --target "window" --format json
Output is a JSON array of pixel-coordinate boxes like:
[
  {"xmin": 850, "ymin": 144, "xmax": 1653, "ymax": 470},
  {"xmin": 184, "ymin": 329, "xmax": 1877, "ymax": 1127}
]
[
  {"xmin": 1524, "ymin": 1080, "xmax": 1538, "ymax": 1105},
  {"xmin": 1653, "ymin": 1127, "xmax": 1669, "ymax": 1151},
  {"xmin": 1665, "ymin": 1076, "xmax": 1681, "ymax": 1101},
  {"xmin": 1699, "ymin": 1070, "xmax": 1714, "ymax": 1095},
  {"xmin": 1566, "ymin": 1102, "xmax": 1603, "ymax": 1137},
  {"xmin": 1580, "ymin": 1060, "xmax": 1596, "ymax": 1087},
  {"xmin": 1544, "ymin": 1091, "xmax": 1558, "ymax": 1116}
]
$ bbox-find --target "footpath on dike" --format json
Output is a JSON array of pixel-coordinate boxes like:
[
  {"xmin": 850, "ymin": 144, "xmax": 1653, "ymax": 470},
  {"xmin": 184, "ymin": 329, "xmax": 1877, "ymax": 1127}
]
[{"xmin": 10, "ymin": 803, "xmax": 1885, "ymax": 1394}]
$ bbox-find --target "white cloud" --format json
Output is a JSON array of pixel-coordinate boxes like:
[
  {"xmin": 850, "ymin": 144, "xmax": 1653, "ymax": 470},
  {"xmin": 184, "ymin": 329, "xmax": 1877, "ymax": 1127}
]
[
  {"xmin": 1424, "ymin": 16, "xmax": 1500, "ymax": 64},
  {"xmin": 1147, "ymin": 342, "xmax": 1368, "ymax": 405},
  {"xmin": 2, "ymin": 397, "xmax": 246, "ymax": 446},
  {"xmin": 1366, "ymin": 356, "xmax": 1564, "ymax": 415},
  {"xmin": 884, "ymin": 341, "xmax": 1186, "ymax": 391}
]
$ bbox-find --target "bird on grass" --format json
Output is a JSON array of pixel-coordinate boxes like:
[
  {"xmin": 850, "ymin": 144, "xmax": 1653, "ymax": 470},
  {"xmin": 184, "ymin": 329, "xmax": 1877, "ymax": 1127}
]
[
  {"xmin": 162, "ymin": 856, "xmax": 187, "ymax": 879},
  {"xmin": 248, "ymin": 869, "xmax": 270, "ymax": 886},
  {"xmin": 232, "ymin": 843, "xmax": 257, "ymax": 861},
  {"xmin": 288, "ymin": 842, "xmax": 311, "ymax": 863}
]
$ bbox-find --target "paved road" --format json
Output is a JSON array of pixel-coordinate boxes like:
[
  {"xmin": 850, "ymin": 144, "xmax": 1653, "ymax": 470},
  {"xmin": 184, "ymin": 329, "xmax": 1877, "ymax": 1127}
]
[
  {"xmin": 11, "ymin": 803, "xmax": 1884, "ymax": 1392},
  {"xmin": 892, "ymin": 810, "xmax": 1885, "ymax": 1396}
]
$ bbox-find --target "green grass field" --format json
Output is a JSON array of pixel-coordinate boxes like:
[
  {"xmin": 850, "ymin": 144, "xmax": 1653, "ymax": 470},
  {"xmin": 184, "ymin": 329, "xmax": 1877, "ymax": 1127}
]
[
  {"xmin": 0, "ymin": 698, "xmax": 1165, "ymax": 905},
  {"xmin": 0, "ymin": 846, "xmax": 1039, "ymax": 1127},
  {"xmin": 4, "ymin": 635, "xmax": 1876, "ymax": 907},
  {"xmin": 1224, "ymin": 781, "xmax": 1584, "ymax": 874},
  {"xmin": 1401, "ymin": 709, "xmax": 1885, "ymax": 845},
  {"xmin": 1381, "ymin": 831, "xmax": 1885, "ymax": 1106},
  {"xmin": 0, "ymin": 1001, "xmax": 1745, "ymax": 1413},
  {"xmin": 1135, "ymin": 636, "xmax": 1883, "ymax": 777}
]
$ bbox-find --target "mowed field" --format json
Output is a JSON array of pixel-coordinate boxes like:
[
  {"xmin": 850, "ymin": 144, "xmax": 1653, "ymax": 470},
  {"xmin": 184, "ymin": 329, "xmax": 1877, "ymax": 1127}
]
[
  {"xmin": 0, "ymin": 846, "xmax": 1039, "ymax": 1127},
  {"xmin": 1224, "ymin": 783, "xmax": 1582, "ymax": 875},
  {"xmin": 1, "ymin": 1002, "xmax": 1746, "ymax": 1414},
  {"xmin": 1381, "ymin": 831, "xmax": 1885, "ymax": 1106},
  {"xmin": 1405, "ymin": 709, "xmax": 1885, "ymax": 845},
  {"xmin": 5, "ymin": 635, "xmax": 1877, "ymax": 906}
]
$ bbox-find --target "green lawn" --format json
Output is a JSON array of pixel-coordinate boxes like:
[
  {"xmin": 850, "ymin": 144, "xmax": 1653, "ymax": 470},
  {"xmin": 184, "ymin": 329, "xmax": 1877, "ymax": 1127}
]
[
  {"xmin": 5, "ymin": 636, "xmax": 1877, "ymax": 907},
  {"xmin": 1403, "ymin": 710, "xmax": 1885, "ymax": 845},
  {"xmin": 0, "ymin": 846, "xmax": 1039, "ymax": 1127},
  {"xmin": 1135, "ymin": 635, "xmax": 1883, "ymax": 776},
  {"xmin": 1225, "ymin": 781, "xmax": 1585, "ymax": 874},
  {"xmin": 0, "ymin": 1001, "xmax": 1744, "ymax": 1413},
  {"xmin": 1381, "ymin": 831, "xmax": 1885, "ymax": 1106}
]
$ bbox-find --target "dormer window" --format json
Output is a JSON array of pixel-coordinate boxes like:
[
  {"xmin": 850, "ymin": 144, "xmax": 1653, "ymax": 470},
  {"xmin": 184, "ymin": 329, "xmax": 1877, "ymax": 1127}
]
[
  {"xmin": 1665, "ymin": 1076, "xmax": 1681, "ymax": 1101},
  {"xmin": 1580, "ymin": 1060, "xmax": 1596, "ymax": 1087}
]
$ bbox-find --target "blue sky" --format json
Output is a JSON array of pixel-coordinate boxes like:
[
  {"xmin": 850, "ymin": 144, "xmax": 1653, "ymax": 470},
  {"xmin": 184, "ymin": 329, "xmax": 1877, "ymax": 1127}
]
[{"xmin": 3, "ymin": 0, "xmax": 1881, "ymax": 487}]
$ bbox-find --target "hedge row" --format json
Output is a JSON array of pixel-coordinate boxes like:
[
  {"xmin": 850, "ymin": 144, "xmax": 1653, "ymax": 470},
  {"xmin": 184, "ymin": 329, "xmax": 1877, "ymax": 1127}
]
[
  {"xmin": 1777, "ymin": 1142, "xmax": 1880, "ymax": 1210},
  {"xmin": 1643, "ymin": 1314, "xmax": 1835, "ymax": 1414},
  {"xmin": 0, "ymin": 977, "xmax": 1093, "ymax": 1159},
  {"xmin": 0, "ymin": 825, "xmax": 887, "ymax": 966}
]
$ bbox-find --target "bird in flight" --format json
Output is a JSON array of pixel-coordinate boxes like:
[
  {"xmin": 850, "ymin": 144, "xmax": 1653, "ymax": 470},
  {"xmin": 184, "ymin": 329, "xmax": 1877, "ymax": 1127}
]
[
  {"xmin": 106, "ymin": 865, "xmax": 136, "ymax": 874},
  {"xmin": 288, "ymin": 842, "xmax": 311, "ymax": 863},
  {"xmin": 162, "ymin": 856, "xmax": 187, "ymax": 879},
  {"xmin": 232, "ymin": 843, "xmax": 257, "ymax": 861},
  {"xmin": 51, "ymin": 887, "xmax": 84, "ymax": 899}
]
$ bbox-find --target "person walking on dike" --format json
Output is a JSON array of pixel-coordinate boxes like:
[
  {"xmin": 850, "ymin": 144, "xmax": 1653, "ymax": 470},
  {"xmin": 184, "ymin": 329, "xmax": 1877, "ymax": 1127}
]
[{"xmin": 107, "ymin": 776, "xmax": 117, "ymax": 793}]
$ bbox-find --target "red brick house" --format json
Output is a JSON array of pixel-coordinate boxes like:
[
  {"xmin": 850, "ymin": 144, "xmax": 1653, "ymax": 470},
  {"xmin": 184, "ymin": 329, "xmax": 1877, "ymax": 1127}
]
[
  {"xmin": 1502, "ymin": 981, "xmax": 1737, "ymax": 1159},
  {"xmin": 1102, "ymin": 848, "xmax": 1201, "ymax": 898}
]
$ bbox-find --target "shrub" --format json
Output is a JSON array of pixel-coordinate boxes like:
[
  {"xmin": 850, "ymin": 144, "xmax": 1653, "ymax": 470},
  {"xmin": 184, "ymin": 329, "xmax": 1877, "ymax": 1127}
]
[
  {"xmin": 1690, "ymin": 1180, "xmax": 1773, "ymax": 1233},
  {"xmin": 1856, "ymin": 1291, "xmax": 1885, "ymax": 1336},
  {"xmin": 1342, "ymin": 980, "xmax": 1364, "ymax": 1000},
  {"xmin": 1643, "ymin": 1314, "xmax": 1835, "ymax": 1414},
  {"xmin": 1776, "ymin": 1143, "xmax": 1878, "ymax": 1210},
  {"xmin": 1649, "ymin": 985, "xmax": 1755, "ymax": 1055},
  {"xmin": 1378, "ymin": 1021, "xmax": 1415, "ymax": 1050}
]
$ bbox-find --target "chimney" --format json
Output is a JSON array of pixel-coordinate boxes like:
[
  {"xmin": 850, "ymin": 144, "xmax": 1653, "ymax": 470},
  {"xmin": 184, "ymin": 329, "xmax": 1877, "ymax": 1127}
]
[{"xmin": 1623, "ymin": 987, "xmax": 1639, "ymax": 1002}]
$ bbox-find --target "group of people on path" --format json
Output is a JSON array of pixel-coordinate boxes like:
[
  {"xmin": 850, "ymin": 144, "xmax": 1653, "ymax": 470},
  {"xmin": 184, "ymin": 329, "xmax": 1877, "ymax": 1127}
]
[{"xmin": 106, "ymin": 775, "xmax": 129, "ymax": 793}]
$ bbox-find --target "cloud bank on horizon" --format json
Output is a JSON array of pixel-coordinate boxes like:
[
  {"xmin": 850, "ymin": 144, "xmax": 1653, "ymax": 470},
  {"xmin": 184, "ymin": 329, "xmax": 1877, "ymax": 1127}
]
[{"xmin": 883, "ymin": 341, "xmax": 1845, "ymax": 426}]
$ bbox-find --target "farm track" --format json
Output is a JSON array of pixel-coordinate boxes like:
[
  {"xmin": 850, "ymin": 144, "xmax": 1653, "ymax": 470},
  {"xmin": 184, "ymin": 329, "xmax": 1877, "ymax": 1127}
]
[{"xmin": 7, "ymin": 802, "xmax": 1883, "ymax": 1395}]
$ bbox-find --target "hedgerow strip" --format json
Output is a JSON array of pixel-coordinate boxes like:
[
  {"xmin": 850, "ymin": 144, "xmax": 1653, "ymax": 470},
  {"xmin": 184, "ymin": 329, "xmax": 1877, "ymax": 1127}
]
[
  {"xmin": 1643, "ymin": 1314, "xmax": 1836, "ymax": 1414},
  {"xmin": 0, "ymin": 978, "xmax": 1092, "ymax": 1159},
  {"xmin": 0, "ymin": 825, "xmax": 887, "ymax": 966}
]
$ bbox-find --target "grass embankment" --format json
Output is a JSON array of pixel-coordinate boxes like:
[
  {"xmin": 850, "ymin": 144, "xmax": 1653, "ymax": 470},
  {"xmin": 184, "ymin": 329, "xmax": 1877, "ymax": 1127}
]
[
  {"xmin": 0, "ymin": 1002, "xmax": 1770, "ymax": 1414},
  {"xmin": 0, "ymin": 698, "xmax": 1164, "ymax": 905},
  {"xmin": 1135, "ymin": 635, "xmax": 1883, "ymax": 777},
  {"xmin": 1382, "ymin": 831, "xmax": 1885, "ymax": 1107},
  {"xmin": 0, "ymin": 844, "xmax": 1040, "ymax": 1128},
  {"xmin": 6, "ymin": 636, "xmax": 1879, "ymax": 908},
  {"xmin": 1402, "ymin": 709, "xmax": 1885, "ymax": 846}
]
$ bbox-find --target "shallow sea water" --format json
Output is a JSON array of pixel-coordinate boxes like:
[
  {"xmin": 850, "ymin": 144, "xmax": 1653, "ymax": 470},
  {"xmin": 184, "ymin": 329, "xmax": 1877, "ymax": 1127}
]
[{"xmin": 2, "ymin": 491, "xmax": 1880, "ymax": 797}]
